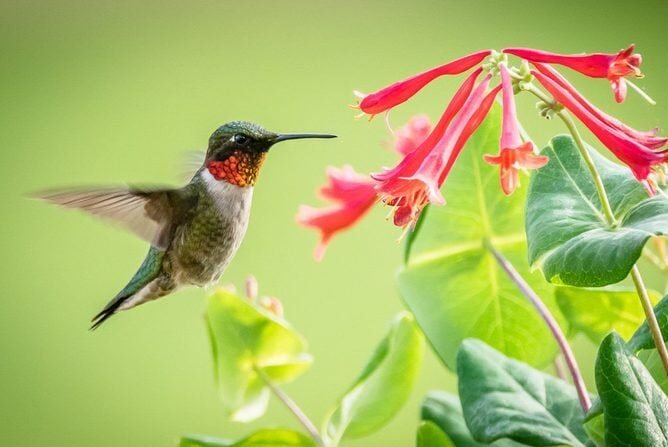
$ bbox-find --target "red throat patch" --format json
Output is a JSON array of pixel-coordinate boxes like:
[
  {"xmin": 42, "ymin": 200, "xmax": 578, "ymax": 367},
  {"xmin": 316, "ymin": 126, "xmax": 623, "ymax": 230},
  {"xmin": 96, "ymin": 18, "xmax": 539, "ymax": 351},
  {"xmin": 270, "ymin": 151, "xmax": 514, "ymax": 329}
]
[{"xmin": 207, "ymin": 150, "xmax": 267, "ymax": 187}]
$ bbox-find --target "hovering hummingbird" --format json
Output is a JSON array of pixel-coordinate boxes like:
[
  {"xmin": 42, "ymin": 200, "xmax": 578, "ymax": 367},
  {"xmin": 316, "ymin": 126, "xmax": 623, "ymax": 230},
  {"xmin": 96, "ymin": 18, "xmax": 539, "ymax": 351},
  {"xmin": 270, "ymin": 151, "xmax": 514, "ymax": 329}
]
[{"xmin": 39, "ymin": 121, "xmax": 336, "ymax": 329}]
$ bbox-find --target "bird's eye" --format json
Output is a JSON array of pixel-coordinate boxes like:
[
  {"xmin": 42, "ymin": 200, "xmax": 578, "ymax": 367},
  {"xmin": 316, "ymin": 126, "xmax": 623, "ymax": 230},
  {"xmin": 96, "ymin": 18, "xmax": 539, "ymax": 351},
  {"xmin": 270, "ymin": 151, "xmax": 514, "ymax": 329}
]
[{"xmin": 233, "ymin": 134, "xmax": 249, "ymax": 145}]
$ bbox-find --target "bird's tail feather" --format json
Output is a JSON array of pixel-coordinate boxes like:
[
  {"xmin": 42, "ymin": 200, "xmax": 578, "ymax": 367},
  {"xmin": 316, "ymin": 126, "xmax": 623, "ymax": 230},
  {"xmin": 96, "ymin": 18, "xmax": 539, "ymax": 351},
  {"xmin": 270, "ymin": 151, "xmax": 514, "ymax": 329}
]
[{"xmin": 90, "ymin": 247, "xmax": 166, "ymax": 330}]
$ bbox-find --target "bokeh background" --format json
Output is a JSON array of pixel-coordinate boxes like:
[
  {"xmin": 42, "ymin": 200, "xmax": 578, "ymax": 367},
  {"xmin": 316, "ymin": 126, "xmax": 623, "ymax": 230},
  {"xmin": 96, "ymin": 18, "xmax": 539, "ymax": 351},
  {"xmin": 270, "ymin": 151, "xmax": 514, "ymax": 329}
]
[{"xmin": 2, "ymin": 0, "xmax": 667, "ymax": 445}]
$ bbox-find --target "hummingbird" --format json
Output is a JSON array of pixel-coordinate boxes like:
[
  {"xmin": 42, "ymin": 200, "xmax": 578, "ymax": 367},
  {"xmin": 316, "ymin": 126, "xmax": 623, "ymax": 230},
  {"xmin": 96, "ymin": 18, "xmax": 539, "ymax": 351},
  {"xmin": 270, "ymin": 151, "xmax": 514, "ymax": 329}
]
[{"xmin": 39, "ymin": 121, "xmax": 336, "ymax": 329}]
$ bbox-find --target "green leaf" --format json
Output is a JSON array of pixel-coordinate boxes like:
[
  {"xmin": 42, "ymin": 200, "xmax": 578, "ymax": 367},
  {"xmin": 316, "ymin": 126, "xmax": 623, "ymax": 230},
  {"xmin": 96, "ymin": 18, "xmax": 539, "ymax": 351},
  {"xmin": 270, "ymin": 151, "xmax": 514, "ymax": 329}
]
[
  {"xmin": 627, "ymin": 293, "xmax": 668, "ymax": 352},
  {"xmin": 583, "ymin": 411, "xmax": 605, "ymax": 447},
  {"xmin": 595, "ymin": 332, "xmax": 668, "ymax": 446},
  {"xmin": 206, "ymin": 289, "xmax": 312, "ymax": 422},
  {"xmin": 324, "ymin": 312, "xmax": 423, "ymax": 443},
  {"xmin": 457, "ymin": 339, "xmax": 588, "ymax": 447},
  {"xmin": 399, "ymin": 105, "xmax": 561, "ymax": 369},
  {"xmin": 638, "ymin": 349, "xmax": 668, "ymax": 394},
  {"xmin": 417, "ymin": 421, "xmax": 456, "ymax": 447},
  {"xmin": 422, "ymin": 391, "xmax": 524, "ymax": 447},
  {"xmin": 180, "ymin": 429, "xmax": 316, "ymax": 447},
  {"xmin": 526, "ymin": 135, "xmax": 668, "ymax": 287},
  {"xmin": 556, "ymin": 287, "xmax": 661, "ymax": 344}
]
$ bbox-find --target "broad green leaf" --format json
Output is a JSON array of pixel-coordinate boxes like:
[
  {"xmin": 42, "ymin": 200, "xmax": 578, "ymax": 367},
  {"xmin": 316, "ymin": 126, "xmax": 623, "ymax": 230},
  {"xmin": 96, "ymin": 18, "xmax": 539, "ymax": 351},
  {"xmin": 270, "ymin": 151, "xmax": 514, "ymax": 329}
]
[
  {"xmin": 422, "ymin": 391, "xmax": 524, "ymax": 447},
  {"xmin": 324, "ymin": 312, "xmax": 423, "ymax": 443},
  {"xmin": 180, "ymin": 429, "xmax": 316, "ymax": 447},
  {"xmin": 417, "ymin": 421, "xmax": 456, "ymax": 447},
  {"xmin": 399, "ymin": 105, "xmax": 561, "ymax": 369},
  {"xmin": 583, "ymin": 412, "xmax": 605, "ymax": 447},
  {"xmin": 627, "ymin": 293, "xmax": 668, "ymax": 352},
  {"xmin": 206, "ymin": 289, "xmax": 312, "ymax": 422},
  {"xmin": 556, "ymin": 287, "xmax": 661, "ymax": 343},
  {"xmin": 595, "ymin": 332, "xmax": 668, "ymax": 446},
  {"xmin": 526, "ymin": 135, "xmax": 668, "ymax": 287},
  {"xmin": 457, "ymin": 339, "xmax": 588, "ymax": 447},
  {"xmin": 637, "ymin": 349, "xmax": 668, "ymax": 394}
]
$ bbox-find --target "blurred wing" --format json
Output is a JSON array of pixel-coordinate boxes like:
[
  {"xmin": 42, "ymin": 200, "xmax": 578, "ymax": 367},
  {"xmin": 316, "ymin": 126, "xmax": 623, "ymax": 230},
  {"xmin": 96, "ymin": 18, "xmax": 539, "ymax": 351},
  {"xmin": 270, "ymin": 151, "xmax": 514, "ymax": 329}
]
[
  {"xmin": 181, "ymin": 151, "xmax": 206, "ymax": 181},
  {"xmin": 39, "ymin": 187, "xmax": 197, "ymax": 249}
]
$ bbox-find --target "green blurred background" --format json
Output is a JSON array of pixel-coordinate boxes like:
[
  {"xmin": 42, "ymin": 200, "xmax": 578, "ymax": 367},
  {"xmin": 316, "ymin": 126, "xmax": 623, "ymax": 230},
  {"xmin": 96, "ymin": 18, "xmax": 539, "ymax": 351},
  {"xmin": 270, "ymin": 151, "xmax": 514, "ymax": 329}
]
[{"xmin": 2, "ymin": 0, "xmax": 667, "ymax": 445}]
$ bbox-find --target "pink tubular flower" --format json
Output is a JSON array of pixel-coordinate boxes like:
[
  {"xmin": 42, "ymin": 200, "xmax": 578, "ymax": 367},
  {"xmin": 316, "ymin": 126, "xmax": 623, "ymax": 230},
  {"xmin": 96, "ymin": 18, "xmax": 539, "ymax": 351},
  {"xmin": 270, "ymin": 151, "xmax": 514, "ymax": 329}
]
[
  {"xmin": 504, "ymin": 45, "xmax": 643, "ymax": 102},
  {"xmin": 393, "ymin": 115, "xmax": 432, "ymax": 156},
  {"xmin": 356, "ymin": 50, "xmax": 491, "ymax": 117},
  {"xmin": 374, "ymin": 70, "xmax": 501, "ymax": 227},
  {"xmin": 373, "ymin": 68, "xmax": 484, "ymax": 185},
  {"xmin": 296, "ymin": 166, "xmax": 377, "ymax": 261},
  {"xmin": 483, "ymin": 65, "xmax": 549, "ymax": 195},
  {"xmin": 533, "ymin": 69, "xmax": 668, "ymax": 180},
  {"xmin": 533, "ymin": 63, "xmax": 667, "ymax": 150}
]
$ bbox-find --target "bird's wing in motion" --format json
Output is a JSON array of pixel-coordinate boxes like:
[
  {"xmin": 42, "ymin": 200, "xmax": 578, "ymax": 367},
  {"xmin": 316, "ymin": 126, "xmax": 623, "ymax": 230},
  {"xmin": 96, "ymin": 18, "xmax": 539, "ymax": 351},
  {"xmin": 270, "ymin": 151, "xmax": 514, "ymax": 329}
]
[
  {"xmin": 181, "ymin": 151, "xmax": 205, "ymax": 181},
  {"xmin": 38, "ymin": 186, "xmax": 198, "ymax": 249}
]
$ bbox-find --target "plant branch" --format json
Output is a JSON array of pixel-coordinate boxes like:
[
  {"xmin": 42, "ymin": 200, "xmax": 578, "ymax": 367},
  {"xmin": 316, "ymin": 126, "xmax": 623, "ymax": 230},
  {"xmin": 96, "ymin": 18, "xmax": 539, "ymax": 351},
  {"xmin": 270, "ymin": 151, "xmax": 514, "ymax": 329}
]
[
  {"xmin": 524, "ymin": 84, "xmax": 617, "ymax": 225},
  {"xmin": 630, "ymin": 266, "xmax": 668, "ymax": 375},
  {"xmin": 555, "ymin": 110, "xmax": 617, "ymax": 225},
  {"xmin": 254, "ymin": 366, "xmax": 326, "ymax": 447},
  {"xmin": 485, "ymin": 242, "xmax": 592, "ymax": 412},
  {"xmin": 545, "ymin": 97, "xmax": 668, "ymax": 377}
]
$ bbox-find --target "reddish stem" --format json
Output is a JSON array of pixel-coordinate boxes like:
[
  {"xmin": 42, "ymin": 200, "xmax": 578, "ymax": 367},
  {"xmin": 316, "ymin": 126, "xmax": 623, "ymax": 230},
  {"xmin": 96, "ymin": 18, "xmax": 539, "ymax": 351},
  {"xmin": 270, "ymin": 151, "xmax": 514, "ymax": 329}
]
[{"xmin": 486, "ymin": 242, "xmax": 592, "ymax": 413}]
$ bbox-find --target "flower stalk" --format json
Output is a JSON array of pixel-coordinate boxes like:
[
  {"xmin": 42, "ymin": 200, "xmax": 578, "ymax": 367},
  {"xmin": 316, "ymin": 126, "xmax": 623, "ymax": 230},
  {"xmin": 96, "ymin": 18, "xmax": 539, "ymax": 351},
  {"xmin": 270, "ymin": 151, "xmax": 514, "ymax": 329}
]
[
  {"xmin": 630, "ymin": 266, "xmax": 668, "ymax": 374},
  {"xmin": 556, "ymin": 101, "xmax": 668, "ymax": 376},
  {"xmin": 555, "ymin": 110, "xmax": 618, "ymax": 224},
  {"xmin": 485, "ymin": 241, "xmax": 592, "ymax": 412},
  {"xmin": 522, "ymin": 83, "xmax": 617, "ymax": 225},
  {"xmin": 253, "ymin": 365, "xmax": 326, "ymax": 447}
]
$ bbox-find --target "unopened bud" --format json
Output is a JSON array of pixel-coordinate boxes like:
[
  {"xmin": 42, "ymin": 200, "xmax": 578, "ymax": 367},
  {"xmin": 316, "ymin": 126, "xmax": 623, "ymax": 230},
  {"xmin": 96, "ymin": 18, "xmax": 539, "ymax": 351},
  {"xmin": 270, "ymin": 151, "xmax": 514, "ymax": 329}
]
[
  {"xmin": 245, "ymin": 275, "xmax": 258, "ymax": 300},
  {"xmin": 260, "ymin": 297, "xmax": 284, "ymax": 318}
]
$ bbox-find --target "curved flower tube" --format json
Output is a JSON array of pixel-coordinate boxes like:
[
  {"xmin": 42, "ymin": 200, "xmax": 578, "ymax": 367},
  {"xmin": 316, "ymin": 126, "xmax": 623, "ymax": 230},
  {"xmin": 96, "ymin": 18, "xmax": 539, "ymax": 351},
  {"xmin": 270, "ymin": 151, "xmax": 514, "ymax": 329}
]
[
  {"xmin": 373, "ymin": 68, "xmax": 483, "ymax": 184},
  {"xmin": 356, "ymin": 50, "xmax": 491, "ymax": 116},
  {"xmin": 371, "ymin": 69, "xmax": 481, "ymax": 227},
  {"xmin": 484, "ymin": 64, "xmax": 548, "ymax": 195},
  {"xmin": 393, "ymin": 115, "xmax": 432, "ymax": 156},
  {"xmin": 532, "ymin": 63, "xmax": 667, "ymax": 150},
  {"xmin": 375, "ymin": 73, "xmax": 501, "ymax": 227},
  {"xmin": 297, "ymin": 166, "xmax": 377, "ymax": 261},
  {"xmin": 504, "ymin": 45, "xmax": 643, "ymax": 102},
  {"xmin": 533, "ymin": 70, "xmax": 667, "ymax": 180}
]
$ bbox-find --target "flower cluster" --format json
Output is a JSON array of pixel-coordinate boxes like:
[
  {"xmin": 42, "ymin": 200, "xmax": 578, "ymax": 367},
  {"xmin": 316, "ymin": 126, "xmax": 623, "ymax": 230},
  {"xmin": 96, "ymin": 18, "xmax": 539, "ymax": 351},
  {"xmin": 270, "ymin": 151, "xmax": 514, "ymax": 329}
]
[{"xmin": 298, "ymin": 46, "xmax": 667, "ymax": 259}]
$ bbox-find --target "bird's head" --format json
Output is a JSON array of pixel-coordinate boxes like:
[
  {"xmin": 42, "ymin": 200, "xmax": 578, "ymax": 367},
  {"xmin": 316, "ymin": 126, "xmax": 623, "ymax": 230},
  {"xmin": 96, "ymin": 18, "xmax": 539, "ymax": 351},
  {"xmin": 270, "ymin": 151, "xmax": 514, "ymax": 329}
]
[{"xmin": 205, "ymin": 121, "xmax": 336, "ymax": 187}]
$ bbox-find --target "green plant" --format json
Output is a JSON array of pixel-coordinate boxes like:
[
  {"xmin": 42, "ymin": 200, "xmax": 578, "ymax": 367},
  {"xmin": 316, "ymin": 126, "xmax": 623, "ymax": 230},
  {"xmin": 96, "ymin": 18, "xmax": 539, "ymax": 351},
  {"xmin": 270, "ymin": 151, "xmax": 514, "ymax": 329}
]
[{"xmin": 184, "ymin": 45, "xmax": 667, "ymax": 446}]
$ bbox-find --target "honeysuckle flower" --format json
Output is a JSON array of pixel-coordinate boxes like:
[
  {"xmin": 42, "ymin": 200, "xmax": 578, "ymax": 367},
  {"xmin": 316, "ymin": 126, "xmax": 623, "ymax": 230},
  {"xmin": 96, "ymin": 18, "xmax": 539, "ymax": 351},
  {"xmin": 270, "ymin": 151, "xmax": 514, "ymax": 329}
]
[
  {"xmin": 355, "ymin": 50, "xmax": 491, "ymax": 117},
  {"xmin": 393, "ymin": 114, "xmax": 432, "ymax": 156},
  {"xmin": 371, "ymin": 69, "xmax": 481, "ymax": 227},
  {"xmin": 504, "ymin": 45, "xmax": 643, "ymax": 102},
  {"xmin": 533, "ymin": 69, "xmax": 668, "ymax": 180},
  {"xmin": 533, "ymin": 63, "xmax": 667, "ymax": 150},
  {"xmin": 373, "ymin": 69, "xmax": 483, "ymax": 185},
  {"xmin": 374, "ymin": 70, "xmax": 501, "ymax": 227},
  {"xmin": 484, "ymin": 64, "xmax": 548, "ymax": 195},
  {"xmin": 297, "ymin": 166, "xmax": 377, "ymax": 261}
]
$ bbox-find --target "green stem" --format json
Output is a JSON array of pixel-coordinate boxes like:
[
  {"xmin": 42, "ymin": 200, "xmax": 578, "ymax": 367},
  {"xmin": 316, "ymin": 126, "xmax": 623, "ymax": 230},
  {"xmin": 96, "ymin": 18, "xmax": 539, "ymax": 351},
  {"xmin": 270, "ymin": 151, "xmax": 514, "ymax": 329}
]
[
  {"xmin": 254, "ymin": 366, "xmax": 326, "ymax": 447},
  {"xmin": 630, "ymin": 266, "xmax": 668, "ymax": 375},
  {"xmin": 555, "ymin": 110, "xmax": 617, "ymax": 225},
  {"xmin": 524, "ymin": 82, "xmax": 616, "ymax": 225},
  {"xmin": 486, "ymin": 242, "xmax": 592, "ymax": 412},
  {"xmin": 527, "ymin": 83, "xmax": 668, "ymax": 376}
]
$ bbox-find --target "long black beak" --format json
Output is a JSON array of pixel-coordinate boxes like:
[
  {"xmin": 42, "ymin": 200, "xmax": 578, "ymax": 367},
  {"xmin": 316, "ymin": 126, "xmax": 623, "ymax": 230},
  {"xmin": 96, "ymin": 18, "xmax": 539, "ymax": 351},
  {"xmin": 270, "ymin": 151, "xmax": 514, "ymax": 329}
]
[{"xmin": 272, "ymin": 133, "xmax": 337, "ymax": 144}]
